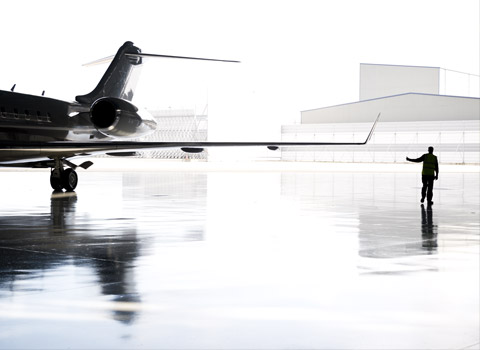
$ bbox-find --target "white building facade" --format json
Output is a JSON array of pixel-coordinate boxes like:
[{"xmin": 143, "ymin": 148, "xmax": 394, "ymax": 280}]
[{"xmin": 282, "ymin": 64, "xmax": 480, "ymax": 164}]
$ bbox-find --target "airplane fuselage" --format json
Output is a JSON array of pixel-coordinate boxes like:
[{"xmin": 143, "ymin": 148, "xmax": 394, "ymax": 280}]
[
  {"xmin": 0, "ymin": 89, "xmax": 156, "ymax": 163},
  {"xmin": 1, "ymin": 90, "xmax": 74, "ymax": 141}
]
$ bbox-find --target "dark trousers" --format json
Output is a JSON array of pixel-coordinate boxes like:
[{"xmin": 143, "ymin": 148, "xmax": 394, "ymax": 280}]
[{"xmin": 422, "ymin": 175, "xmax": 435, "ymax": 202}]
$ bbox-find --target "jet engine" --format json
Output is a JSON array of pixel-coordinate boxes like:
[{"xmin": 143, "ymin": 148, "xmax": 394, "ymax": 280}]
[{"xmin": 90, "ymin": 97, "xmax": 156, "ymax": 139}]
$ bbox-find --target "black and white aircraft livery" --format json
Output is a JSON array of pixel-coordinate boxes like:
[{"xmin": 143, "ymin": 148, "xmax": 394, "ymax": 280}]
[{"xmin": 0, "ymin": 41, "xmax": 379, "ymax": 191}]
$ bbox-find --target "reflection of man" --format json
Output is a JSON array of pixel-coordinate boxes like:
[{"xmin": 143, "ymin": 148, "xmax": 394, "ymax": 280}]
[
  {"xmin": 421, "ymin": 204, "xmax": 437, "ymax": 251},
  {"xmin": 406, "ymin": 146, "xmax": 439, "ymax": 206}
]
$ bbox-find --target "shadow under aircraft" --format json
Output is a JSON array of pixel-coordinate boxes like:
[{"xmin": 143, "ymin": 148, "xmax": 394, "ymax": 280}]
[
  {"xmin": 0, "ymin": 41, "xmax": 379, "ymax": 192},
  {"xmin": 0, "ymin": 192, "xmax": 142, "ymax": 324}
]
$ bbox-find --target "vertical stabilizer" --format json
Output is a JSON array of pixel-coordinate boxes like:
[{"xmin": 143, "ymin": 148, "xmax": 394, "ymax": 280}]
[{"xmin": 76, "ymin": 41, "xmax": 142, "ymax": 104}]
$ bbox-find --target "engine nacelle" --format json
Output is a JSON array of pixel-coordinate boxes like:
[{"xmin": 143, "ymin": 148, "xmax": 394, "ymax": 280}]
[{"xmin": 90, "ymin": 97, "xmax": 156, "ymax": 139}]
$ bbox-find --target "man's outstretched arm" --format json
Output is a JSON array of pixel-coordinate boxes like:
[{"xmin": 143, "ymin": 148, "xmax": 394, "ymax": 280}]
[{"xmin": 406, "ymin": 154, "xmax": 425, "ymax": 163}]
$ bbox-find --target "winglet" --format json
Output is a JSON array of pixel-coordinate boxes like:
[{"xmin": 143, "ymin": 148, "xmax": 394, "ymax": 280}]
[{"xmin": 364, "ymin": 113, "xmax": 380, "ymax": 144}]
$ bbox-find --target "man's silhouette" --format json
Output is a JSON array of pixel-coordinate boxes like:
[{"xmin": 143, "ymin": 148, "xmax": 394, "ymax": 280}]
[{"xmin": 406, "ymin": 146, "xmax": 439, "ymax": 206}]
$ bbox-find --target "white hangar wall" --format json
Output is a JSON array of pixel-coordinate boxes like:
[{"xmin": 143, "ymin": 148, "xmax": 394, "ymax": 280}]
[
  {"xmin": 281, "ymin": 119, "xmax": 480, "ymax": 164},
  {"xmin": 359, "ymin": 63, "xmax": 480, "ymax": 100},
  {"xmin": 282, "ymin": 63, "xmax": 480, "ymax": 164},
  {"xmin": 359, "ymin": 64, "xmax": 440, "ymax": 100},
  {"xmin": 282, "ymin": 94, "xmax": 480, "ymax": 164}
]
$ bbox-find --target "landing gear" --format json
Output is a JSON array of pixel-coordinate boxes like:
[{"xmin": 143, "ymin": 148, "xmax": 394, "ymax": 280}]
[
  {"xmin": 49, "ymin": 158, "xmax": 78, "ymax": 192},
  {"xmin": 50, "ymin": 172, "xmax": 63, "ymax": 191},
  {"xmin": 50, "ymin": 167, "xmax": 78, "ymax": 192},
  {"xmin": 49, "ymin": 158, "xmax": 92, "ymax": 191},
  {"xmin": 63, "ymin": 168, "xmax": 78, "ymax": 192}
]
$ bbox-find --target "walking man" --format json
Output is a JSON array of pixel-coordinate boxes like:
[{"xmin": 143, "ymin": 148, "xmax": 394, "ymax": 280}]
[{"xmin": 406, "ymin": 146, "xmax": 439, "ymax": 206}]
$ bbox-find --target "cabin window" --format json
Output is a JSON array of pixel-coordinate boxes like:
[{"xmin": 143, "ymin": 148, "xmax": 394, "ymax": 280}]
[
  {"xmin": 13, "ymin": 108, "xmax": 18, "ymax": 119},
  {"xmin": 25, "ymin": 110, "xmax": 30, "ymax": 120},
  {"xmin": 47, "ymin": 112, "xmax": 52, "ymax": 122},
  {"xmin": 0, "ymin": 106, "xmax": 5, "ymax": 117}
]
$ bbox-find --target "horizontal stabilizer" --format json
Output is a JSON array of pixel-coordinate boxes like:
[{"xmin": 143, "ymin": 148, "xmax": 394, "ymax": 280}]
[
  {"xmin": 82, "ymin": 47, "xmax": 239, "ymax": 67},
  {"xmin": 126, "ymin": 53, "xmax": 239, "ymax": 63}
]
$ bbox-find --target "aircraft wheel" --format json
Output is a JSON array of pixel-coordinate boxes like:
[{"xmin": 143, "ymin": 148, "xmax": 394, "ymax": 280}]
[
  {"xmin": 50, "ymin": 172, "xmax": 63, "ymax": 191},
  {"xmin": 62, "ymin": 168, "xmax": 78, "ymax": 192}
]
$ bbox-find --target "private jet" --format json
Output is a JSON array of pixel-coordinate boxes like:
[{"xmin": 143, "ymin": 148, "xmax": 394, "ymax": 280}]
[{"xmin": 0, "ymin": 41, "xmax": 379, "ymax": 191}]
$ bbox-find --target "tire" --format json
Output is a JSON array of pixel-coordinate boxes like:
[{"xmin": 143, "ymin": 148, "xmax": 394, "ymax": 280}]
[
  {"xmin": 50, "ymin": 175, "xmax": 63, "ymax": 191},
  {"xmin": 62, "ymin": 168, "xmax": 78, "ymax": 192}
]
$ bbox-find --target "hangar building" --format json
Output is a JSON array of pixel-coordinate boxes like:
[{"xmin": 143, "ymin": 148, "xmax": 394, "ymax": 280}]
[
  {"xmin": 139, "ymin": 108, "xmax": 208, "ymax": 160},
  {"xmin": 281, "ymin": 64, "xmax": 480, "ymax": 164}
]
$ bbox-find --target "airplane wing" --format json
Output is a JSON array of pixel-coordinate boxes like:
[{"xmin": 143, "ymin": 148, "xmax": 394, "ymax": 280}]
[{"xmin": 0, "ymin": 114, "xmax": 379, "ymax": 167}]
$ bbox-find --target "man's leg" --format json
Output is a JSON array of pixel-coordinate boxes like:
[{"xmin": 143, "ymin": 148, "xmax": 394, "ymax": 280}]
[
  {"xmin": 427, "ymin": 175, "xmax": 435, "ymax": 204},
  {"xmin": 421, "ymin": 175, "xmax": 428, "ymax": 203}
]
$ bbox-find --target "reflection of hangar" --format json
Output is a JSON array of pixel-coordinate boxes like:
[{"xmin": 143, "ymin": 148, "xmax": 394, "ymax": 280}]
[{"xmin": 282, "ymin": 64, "xmax": 480, "ymax": 164}]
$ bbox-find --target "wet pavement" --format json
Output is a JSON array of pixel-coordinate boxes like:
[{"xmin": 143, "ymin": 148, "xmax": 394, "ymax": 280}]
[{"xmin": 0, "ymin": 162, "xmax": 479, "ymax": 349}]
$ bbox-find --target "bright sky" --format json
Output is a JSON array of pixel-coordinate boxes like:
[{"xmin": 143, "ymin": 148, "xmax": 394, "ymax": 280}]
[{"xmin": 1, "ymin": 0, "xmax": 479, "ymax": 142}]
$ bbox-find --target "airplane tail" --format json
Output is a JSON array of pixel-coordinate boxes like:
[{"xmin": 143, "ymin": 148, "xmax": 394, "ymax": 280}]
[
  {"xmin": 76, "ymin": 41, "xmax": 239, "ymax": 105},
  {"xmin": 76, "ymin": 41, "xmax": 143, "ymax": 104}
]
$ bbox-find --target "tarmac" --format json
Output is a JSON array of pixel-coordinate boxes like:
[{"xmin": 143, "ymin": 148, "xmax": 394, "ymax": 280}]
[{"xmin": 0, "ymin": 160, "xmax": 479, "ymax": 349}]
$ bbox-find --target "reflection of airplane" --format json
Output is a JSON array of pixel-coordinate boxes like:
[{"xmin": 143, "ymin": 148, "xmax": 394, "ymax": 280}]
[
  {"xmin": 0, "ymin": 192, "xmax": 141, "ymax": 323},
  {"xmin": 0, "ymin": 41, "xmax": 379, "ymax": 191}
]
